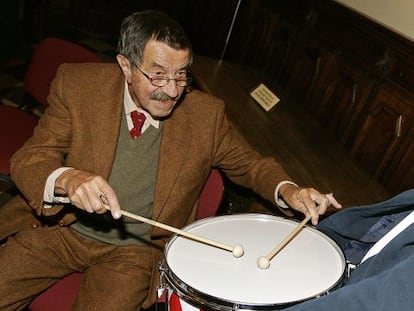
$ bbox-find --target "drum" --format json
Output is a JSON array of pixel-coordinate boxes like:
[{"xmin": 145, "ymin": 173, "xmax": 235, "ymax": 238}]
[{"xmin": 160, "ymin": 214, "xmax": 346, "ymax": 310}]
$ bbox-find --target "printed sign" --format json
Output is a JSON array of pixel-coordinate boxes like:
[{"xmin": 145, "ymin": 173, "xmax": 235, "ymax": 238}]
[{"xmin": 250, "ymin": 83, "xmax": 280, "ymax": 111}]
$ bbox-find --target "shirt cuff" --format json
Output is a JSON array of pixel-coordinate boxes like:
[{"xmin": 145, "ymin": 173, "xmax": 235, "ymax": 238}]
[
  {"xmin": 274, "ymin": 180, "xmax": 298, "ymax": 209},
  {"xmin": 43, "ymin": 167, "xmax": 73, "ymax": 208}
]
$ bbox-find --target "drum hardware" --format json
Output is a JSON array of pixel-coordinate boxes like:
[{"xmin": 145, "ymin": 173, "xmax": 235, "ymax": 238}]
[
  {"xmin": 346, "ymin": 262, "xmax": 357, "ymax": 279},
  {"xmin": 156, "ymin": 263, "xmax": 169, "ymax": 311}
]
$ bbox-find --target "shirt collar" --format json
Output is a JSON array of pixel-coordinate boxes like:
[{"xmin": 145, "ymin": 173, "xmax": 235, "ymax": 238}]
[{"xmin": 123, "ymin": 81, "xmax": 160, "ymax": 130}]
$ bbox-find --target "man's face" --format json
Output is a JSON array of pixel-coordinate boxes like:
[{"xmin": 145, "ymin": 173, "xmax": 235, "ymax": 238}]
[{"xmin": 117, "ymin": 39, "xmax": 191, "ymax": 119}]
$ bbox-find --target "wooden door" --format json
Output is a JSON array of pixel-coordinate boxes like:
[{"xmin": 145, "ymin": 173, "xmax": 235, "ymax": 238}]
[
  {"xmin": 382, "ymin": 131, "xmax": 414, "ymax": 193},
  {"xmin": 319, "ymin": 61, "xmax": 376, "ymax": 148},
  {"xmin": 350, "ymin": 84, "xmax": 414, "ymax": 178}
]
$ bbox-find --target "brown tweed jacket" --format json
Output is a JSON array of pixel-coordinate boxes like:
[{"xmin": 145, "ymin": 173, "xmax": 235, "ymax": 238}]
[{"xmin": 0, "ymin": 62, "xmax": 291, "ymax": 305}]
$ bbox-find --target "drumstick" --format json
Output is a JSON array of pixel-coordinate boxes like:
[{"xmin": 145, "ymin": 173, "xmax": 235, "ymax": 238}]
[
  {"xmin": 257, "ymin": 214, "xmax": 312, "ymax": 269},
  {"xmin": 103, "ymin": 205, "xmax": 244, "ymax": 257}
]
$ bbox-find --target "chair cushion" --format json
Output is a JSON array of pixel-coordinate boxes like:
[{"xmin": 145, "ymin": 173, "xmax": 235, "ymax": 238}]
[{"xmin": 29, "ymin": 273, "xmax": 83, "ymax": 311}]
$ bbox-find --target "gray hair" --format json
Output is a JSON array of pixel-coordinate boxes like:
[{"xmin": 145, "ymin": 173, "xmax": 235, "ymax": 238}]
[{"xmin": 117, "ymin": 10, "xmax": 193, "ymax": 67}]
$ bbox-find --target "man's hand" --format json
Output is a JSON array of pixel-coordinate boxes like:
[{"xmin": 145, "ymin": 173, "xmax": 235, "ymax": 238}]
[
  {"xmin": 279, "ymin": 184, "xmax": 342, "ymax": 225},
  {"xmin": 55, "ymin": 169, "xmax": 122, "ymax": 219}
]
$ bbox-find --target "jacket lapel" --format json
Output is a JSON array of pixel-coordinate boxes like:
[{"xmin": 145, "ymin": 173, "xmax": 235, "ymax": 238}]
[
  {"xmin": 153, "ymin": 105, "xmax": 190, "ymax": 220},
  {"xmin": 89, "ymin": 75, "xmax": 124, "ymax": 179}
]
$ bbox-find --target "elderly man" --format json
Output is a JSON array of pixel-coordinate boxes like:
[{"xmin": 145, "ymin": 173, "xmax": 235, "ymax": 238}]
[{"xmin": 0, "ymin": 10, "xmax": 340, "ymax": 310}]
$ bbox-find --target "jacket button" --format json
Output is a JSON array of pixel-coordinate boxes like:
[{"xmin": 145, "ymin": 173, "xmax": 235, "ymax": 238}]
[
  {"xmin": 58, "ymin": 220, "xmax": 65, "ymax": 226},
  {"xmin": 31, "ymin": 222, "xmax": 40, "ymax": 229}
]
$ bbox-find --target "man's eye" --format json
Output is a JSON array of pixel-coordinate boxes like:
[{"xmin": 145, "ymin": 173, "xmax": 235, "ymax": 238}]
[{"xmin": 176, "ymin": 71, "xmax": 187, "ymax": 78}]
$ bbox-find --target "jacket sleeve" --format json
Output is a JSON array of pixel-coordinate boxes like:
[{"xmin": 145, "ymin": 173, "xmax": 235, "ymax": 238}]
[
  {"xmin": 281, "ymin": 253, "xmax": 414, "ymax": 311},
  {"xmin": 207, "ymin": 93, "xmax": 292, "ymax": 204},
  {"xmin": 285, "ymin": 189, "xmax": 414, "ymax": 311}
]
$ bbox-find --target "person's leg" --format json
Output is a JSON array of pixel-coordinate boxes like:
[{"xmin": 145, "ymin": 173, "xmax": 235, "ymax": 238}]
[
  {"xmin": 0, "ymin": 228, "xmax": 79, "ymax": 310},
  {"xmin": 0, "ymin": 226, "xmax": 154, "ymax": 311},
  {"xmin": 73, "ymin": 244, "xmax": 153, "ymax": 311}
]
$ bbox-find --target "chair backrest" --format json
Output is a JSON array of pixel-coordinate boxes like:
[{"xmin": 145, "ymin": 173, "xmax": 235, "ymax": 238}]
[
  {"xmin": 0, "ymin": 105, "xmax": 38, "ymax": 175},
  {"xmin": 196, "ymin": 168, "xmax": 224, "ymax": 219},
  {"xmin": 24, "ymin": 37, "xmax": 101, "ymax": 107}
]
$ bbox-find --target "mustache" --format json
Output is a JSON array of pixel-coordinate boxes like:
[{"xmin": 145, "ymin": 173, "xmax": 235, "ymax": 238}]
[{"xmin": 150, "ymin": 91, "xmax": 179, "ymax": 102}]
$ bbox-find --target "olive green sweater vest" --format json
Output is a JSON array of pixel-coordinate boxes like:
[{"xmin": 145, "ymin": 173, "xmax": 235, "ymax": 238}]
[{"xmin": 71, "ymin": 114, "xmax": 162, "ymax": 245}]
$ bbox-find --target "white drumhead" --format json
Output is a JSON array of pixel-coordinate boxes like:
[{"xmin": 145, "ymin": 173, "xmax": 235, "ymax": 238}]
[{"xmin": 164, "ymin": 214, "xmax": 345, "ymax": 307}]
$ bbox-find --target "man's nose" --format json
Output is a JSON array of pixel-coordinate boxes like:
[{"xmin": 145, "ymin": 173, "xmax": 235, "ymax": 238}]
[{"xmin": 161, "ymin": 79, "xmax": 180, "ymax": 99}]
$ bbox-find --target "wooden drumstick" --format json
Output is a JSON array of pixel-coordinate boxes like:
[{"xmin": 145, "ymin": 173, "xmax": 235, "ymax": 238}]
[
  {"xmin": 103, "ymin": 205, "xmax": 244, "ymax": 258},
  {"xmin": 257, "ymin": 214, "xmax": 312, "ymax": 269}
]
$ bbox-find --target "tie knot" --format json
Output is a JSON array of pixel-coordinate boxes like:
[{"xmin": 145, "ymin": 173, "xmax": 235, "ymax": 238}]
[{"xmin": 129, "ymin": 110, "xmax": 146, "ymax": 139}]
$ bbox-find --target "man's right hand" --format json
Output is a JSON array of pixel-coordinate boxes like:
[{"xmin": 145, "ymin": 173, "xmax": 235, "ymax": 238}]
[{"xmin": 55, "ymin": 169, "xmax": 122, "ymax": 219}]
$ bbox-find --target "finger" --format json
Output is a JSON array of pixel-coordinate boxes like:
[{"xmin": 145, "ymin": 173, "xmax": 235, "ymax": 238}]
[
  {"xmin": 303, "ymin": 191, "xmax": 329, "ymax": 225},
  {"xmin": 99, "ymin": 191, "xmax": 122, "ymax": 219},
  {"xmin": 71, "ymin": 187, "xmax": 96, "ymax": 213},
  {"xmin": 87, "ymin": 194, "xmax": 106, "ymax": 214},
  {"xmin": 306, "ymin": 204, "xmax": 320, "ymax": 225},
  {"xmin": 293, "ymin": 193, "xmax": 316, "ymax": 225},
  {"xmin": 94, "ymin": 202, "xmax": 107, "ymax": 214},
  {"xmin": 78, "ymin": 196, "xmax": 95, "ymax": 213},
  {"xmin": 68, "ymin": 176, "xmax": 99, "ymax": 212},
  {"xmin": 312, "ymin": 193, "xmax": 329, "ymax": 215},
  {"xmin": 326, "ymin": 193, "xmax": 342, "ymax": 209}
]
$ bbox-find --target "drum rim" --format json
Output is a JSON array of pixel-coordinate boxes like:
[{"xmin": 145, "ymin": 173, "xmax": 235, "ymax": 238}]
[{"xmin": 162, "ymin": 214, "xmax": 346, "ymax": 310}]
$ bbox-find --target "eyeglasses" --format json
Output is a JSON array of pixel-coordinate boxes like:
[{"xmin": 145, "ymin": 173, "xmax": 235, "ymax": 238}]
[{"xmin": 135, "ymin": 66, "xmax": 193, "ymax": 87}]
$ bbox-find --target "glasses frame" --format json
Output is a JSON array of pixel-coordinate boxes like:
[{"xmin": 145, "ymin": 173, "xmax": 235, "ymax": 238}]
[{"xmin": 134, "ymin": 66, "xmax": 193, "ymax": 87}]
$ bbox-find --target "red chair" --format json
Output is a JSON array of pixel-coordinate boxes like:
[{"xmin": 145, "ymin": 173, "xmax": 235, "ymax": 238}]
[
  {"xmin": 0, "ymin": 37, "xmax": 101, "ymax": 178},
  {"xmin": 196, "ymin": 168, "xmax": 224, "ymax": 219},
  {"xmin": 0, "ymin": 105, "xmax": 38, "ymax": 175},
  {"xmin": 28, "ymin": 169, "xmax": 224, "ymax": 311}
]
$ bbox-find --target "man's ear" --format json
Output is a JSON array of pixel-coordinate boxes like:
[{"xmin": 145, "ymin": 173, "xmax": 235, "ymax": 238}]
[{"xmin": 116, "ymin": 54, "xmax": 133, "ymax": 83}]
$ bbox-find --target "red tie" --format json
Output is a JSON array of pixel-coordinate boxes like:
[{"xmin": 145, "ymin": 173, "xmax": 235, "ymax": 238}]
[{"xmin": 129, "ymin": 110, "xmax": 146, "ymax": 139}]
